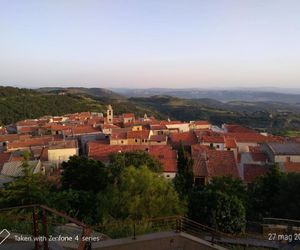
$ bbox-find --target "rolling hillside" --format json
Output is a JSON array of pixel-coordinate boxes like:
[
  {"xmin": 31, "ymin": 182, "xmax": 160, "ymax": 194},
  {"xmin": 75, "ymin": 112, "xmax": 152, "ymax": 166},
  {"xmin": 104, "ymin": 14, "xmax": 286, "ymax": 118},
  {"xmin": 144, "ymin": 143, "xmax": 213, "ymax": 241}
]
[
  {"xmin": 0, "ymin": 87, "xmax": 163, "ymax": 125},
  {"xmin": 1, "ymin": 87, "xmax": 300, "ymax": 134}
]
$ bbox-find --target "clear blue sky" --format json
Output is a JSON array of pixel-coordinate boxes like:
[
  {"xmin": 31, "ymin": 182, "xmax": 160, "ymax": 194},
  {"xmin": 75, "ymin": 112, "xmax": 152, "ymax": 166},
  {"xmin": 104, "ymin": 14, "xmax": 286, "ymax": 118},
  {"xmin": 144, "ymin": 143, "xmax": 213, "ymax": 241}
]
[{"xmin": 1, "ymin": 0, "xmax": 300, "ymax": 88}]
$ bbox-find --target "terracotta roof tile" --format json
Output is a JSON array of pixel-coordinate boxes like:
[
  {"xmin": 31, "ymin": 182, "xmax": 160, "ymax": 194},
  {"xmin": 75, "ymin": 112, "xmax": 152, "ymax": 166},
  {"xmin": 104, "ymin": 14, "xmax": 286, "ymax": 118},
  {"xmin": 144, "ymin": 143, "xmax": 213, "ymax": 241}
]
[
  {"xmin": 87, "ymin": 143, "xmax": 177, "ymax": 172},
  {"xmin": 191, "ymin": 145, "xmax": 239, "ymax": 178},
  {"xmin": 0, "ymin": 152, "xmax": 11, "ymax": 167},
  {"xmin": 7, "ymin": 136, "xmax": 63, "ymax": 150},
  {"xmin": 149, "ymin": 135, "xmax": 167, "ymax": 142},
  {"xmin": 201, "ymin": 136, "xmax": 225, "ymax": 144},
  {"xmin": 169, "ymin": 132, "xmax": 198, "ymax": 147},
  {"xmin": 284, "ymin": 162, "xmax": 300, "ymax": 173},
  {"xmin": 123, "ymin": 113, "xmax": 135, "ymax": 118},
  {"xmin": 250, "ymin": 152, "xmax": 268, "ymax": 162},
  {"xmin": 127, "ymin": 130, "xmax": 150, "ymax": 139},
  {"xmin": 224, "ymin": 137, "xmax": 237, "ymax": 148},
  {"xmin": 71, "ymin": 126, "xmax": 100, "ymax": 135},
  {"xmin": 194, "ymin": 121, "xmax": 211, "ymax": 125},
  {"xmin": 244, "ymin": 164, "xmax": 269, "ymax": 183},
  {"xmin": 224, "ymin": 124, "xmax": 256, "ymax": 133}
]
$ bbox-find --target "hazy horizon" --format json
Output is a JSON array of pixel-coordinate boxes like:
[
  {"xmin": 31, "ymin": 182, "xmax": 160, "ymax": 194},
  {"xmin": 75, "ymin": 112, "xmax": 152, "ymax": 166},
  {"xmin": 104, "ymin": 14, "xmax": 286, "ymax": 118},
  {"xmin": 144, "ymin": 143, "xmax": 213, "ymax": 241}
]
[{"xmin": 1, "ymin": 0, "xmax": 300, "ymax": 89}]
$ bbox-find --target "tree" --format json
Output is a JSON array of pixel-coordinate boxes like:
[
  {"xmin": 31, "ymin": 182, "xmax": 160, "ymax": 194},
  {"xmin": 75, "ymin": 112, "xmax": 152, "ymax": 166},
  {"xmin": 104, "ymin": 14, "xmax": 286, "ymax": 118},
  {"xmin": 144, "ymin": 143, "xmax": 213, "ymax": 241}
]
[
  {"xmin": 188, "ymin": 189, "xmax": 246, "ymax": 233},
  {"xmin": 277, "ymin": 173, "xmax": 300, "ymax": 220},
  {"xmin": 97, "ymin": 166, "xmax": 185, "ymax": 222},
  {"xmin": 61, "ymin": 156, "xmax": 108, "ymax": 193},
  {"xmin": 108, "ymin": 151, "xmax": 163, "ymax": 182},
  {"xmin": 174, "ymin": 142, "xmax": 194, "ymax": 197},
  {"xmin": 247, "ymin": 165, "xmax": 300, "ymax": 221},
  {"xmin": 247, "ymin": 165, "xmax": 285, "ymax": 221},
  {"xmin": 0, "ymin": 154, "xmax": 50, "ymax": 207},
  {"xmin": 208, "ymin": 176, "xmax": 247, "ymax": 203},
  {"xmin": 49, "ymin": 189, "xmax": 96, "ymax": 224}
]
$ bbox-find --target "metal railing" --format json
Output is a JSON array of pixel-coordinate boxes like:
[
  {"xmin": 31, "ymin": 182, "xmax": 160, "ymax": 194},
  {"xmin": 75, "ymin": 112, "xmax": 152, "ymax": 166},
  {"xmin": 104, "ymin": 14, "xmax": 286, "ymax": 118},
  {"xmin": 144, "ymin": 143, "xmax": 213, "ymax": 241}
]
[
  {"xmin": 0, "ymin": 204, "xmax": 92, "ymax": 250},
  {"xmin": 1, "ymin": 205, "xmax": 291, "ymax": 250}
]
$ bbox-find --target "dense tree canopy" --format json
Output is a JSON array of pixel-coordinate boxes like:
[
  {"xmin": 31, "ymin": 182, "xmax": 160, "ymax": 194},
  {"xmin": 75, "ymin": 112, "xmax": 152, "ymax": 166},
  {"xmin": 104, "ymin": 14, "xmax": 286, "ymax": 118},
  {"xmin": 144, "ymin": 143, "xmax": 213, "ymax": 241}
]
[
  {"xmin": 61, "ymin": 156, "xmax": 108, "ymax": 192},
  {"xmin": 189, "ymin": 188, "xmax": 246, "ymax": 233},
  {"xmin": 174, "ymin": 142, "xmax": 194, "ymax": 197},
  {"xmin": 97, "ymin": 166, "xmax": 184, "ymax": 222},
  {"xmin": 247, "ymin": 166, "xmax": 300, "ymax": 220},
  {"xmin": 0, "ymin": 157, "xmax": 50, "ymax": 207},
  {"xmin": 108, "ymin": 151, "xmax": 163, "ymax": 181}
]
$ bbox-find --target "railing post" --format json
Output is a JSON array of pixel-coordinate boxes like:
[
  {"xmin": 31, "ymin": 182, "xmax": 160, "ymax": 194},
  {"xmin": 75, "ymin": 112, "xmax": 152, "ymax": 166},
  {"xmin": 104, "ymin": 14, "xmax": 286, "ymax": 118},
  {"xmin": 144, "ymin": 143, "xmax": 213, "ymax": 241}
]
[
  {"xmin": 32, "ymin": 207, "xmax": 40, "ymax": 250},
  {"xmin": 133, "ymin": 223, "xmax": 136, "ymax": 240},
  {"xmin": 42, "ymin": 208, "xmax": 49, "ymax": 250},
  {"xmin": 78, "ymin": 227, "xmax": 92, "ymax": 250}
]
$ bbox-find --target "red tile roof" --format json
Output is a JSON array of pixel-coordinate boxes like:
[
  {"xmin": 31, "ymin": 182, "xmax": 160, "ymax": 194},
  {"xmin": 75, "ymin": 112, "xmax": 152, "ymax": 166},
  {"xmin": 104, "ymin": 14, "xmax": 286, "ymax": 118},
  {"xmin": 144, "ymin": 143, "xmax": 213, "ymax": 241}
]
[
  {"xmin": 284, "ymin": 162, "xmax": 300, "ymax": 173},
  {"xmin": 7, "ymin": 136, "xmax": 63, "ymax": 150},
  {"xmin": 250, "ymin": 152, "xmax": 268, "ymax": 162},
  {"xmin": 160, "ymin": 120, "xmax": 183, "ymax": 125},
  {"xmin": 191, "ymin": 145, "xmax": 239, "ymax": 179},
  {"xmin": 150, "ymin": 124, "xmax": 168, "ymax": 130},
  {"xmin": 194, "ymin": 121, "xmax": 211, "ymax": 125},
  {"xmin": 201, "ymin": 136, "xmax": 224, "ymax": 144},
  {"xmin": 148, "ymin": 146, "xmax": 177, "ymax": 172},
  {"xmin": 87, "ymin": 142, "xmax": 177, "ymax": 172},
  {"xmin": 225, "ymin": 133, "xmax": 281, "ymax": 143},
  {"xmin": 127, "ymin": 130, "xmax": 150, "ymax": 139},
  {"xmin": 244, "ymin": 164, "xmax": 269, "ymax": 183},
  {"xmin": 101, "ymin": 124, "xmax": 120, "ymax": 129},
  {"xmin": 224, "ymin": 124, "xmax": 256, "ymax": 133},
  {"xmin": 224, "ymin": 137, "xmax": 237, "ymax": 148},
  {"xmin": 249, "ymin": 146, "xmax": 263, "ymax": 153},
  {"xmin": 0, "ymin": 152, "xmax": 11, "ymax": 167},
  {"xmin": 111, "ymin": 132, "xmax": 127, "ymax": 140},
  {"xmin": 149, "ymin": 135, "xmax": 167, "ymax": 142},
  {"xmin": 16, "ymin": 120, "xmax": 40, "ymax": 127},
  {"xmin": 0, "ymin": 134, "xmax": 32, "ymax": 142},
  {"xmin": 169, "ymin": 132, "xmax": 198, "ymax": 147},
  {"xmin": 18, "ymin": 126, "xmax": 39, "ymax": 134},
  {"xmin": 0, "ymin": 127, "xmax": 7, "ymax": 135},
  {"xmin": 123, "ymin": 113, "xmax": 135, "ymax": 118},
  {"xmin": 71, "ymin": 126, "xmax": 100, "ymax": 135}
]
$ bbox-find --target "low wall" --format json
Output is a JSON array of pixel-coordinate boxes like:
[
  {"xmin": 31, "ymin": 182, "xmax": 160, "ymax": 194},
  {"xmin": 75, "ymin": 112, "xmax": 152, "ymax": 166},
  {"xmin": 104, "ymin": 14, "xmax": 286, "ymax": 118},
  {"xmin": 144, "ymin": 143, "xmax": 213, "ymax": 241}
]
[{"xmin": 92, "ymin": 231, "xmax": 227, "ymax": 250}]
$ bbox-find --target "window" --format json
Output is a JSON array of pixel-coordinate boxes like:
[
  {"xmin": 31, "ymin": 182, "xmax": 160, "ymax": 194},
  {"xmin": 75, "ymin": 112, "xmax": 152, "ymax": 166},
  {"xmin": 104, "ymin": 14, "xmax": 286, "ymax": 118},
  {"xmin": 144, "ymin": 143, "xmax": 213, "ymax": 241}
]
[
  {"xmin": 135, "ymin": 139, "xmax": 138, "ymax": 142},
  {"xmin": 121, "ymin": 140, "xmax": 124, "ymax": 144},
  {"xmin": 216, "ymin": 145, "xmax": 220, "ymax": 149},
  {"xmin": 166, "ymin": 174, "xmax": 170, "ymax": 178}
]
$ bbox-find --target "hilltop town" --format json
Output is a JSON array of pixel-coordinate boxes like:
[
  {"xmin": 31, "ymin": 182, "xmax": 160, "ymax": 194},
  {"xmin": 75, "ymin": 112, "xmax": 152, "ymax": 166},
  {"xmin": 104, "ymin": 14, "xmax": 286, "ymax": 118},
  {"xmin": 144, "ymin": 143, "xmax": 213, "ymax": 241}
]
[{"xmin": 1, "ymin": 104, "xmax": 300, "ymax": 187}]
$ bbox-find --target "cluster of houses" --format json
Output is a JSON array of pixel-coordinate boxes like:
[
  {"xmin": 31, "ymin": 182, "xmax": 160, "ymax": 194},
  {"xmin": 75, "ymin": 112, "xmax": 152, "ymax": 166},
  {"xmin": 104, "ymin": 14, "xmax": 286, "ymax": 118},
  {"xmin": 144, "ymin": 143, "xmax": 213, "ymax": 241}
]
[{"xmin": 1, "ymin": 105, "xmax": 300, "ymax": 188}]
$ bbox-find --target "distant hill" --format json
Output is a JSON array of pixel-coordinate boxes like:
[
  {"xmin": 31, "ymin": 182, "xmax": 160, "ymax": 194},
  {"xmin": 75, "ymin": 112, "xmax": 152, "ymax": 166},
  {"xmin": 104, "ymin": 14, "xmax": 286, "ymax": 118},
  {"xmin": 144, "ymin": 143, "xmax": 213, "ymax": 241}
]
[
  {"xmin": 1, "ymin": 86, "xmax": 300, "ymax": 134},
  {"xmin": 113, "ymin": 88, "xmax": 300, "ymax": 104},
  {"xmin": 0, "ymin": 86, "xmax": 108, "ymax": 125},
  {"xmin": 0, "ymin": 87, "xmax": 163, "ymax": 125},
  {"xmin": 37, "ymin": 87, "xmax": 125, "ymax": 101},
  {"xmin": 130, "ymin": 95, "xmax": 300, "ymax": 133}
]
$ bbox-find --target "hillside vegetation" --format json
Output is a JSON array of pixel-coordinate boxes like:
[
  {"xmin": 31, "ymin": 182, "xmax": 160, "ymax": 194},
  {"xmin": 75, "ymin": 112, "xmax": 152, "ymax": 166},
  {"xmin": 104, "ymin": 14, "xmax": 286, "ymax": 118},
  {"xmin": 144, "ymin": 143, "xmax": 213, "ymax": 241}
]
[
  {"xmin": 130, "ymin": 96, "xmax": 300, "ymax": 133},
  {"xmin": 1, "ymin": 87, "xmax": 300, "ymax": 134},
  {"xmin": 0, "ymin": 87, "xmax": 163, "ymax": 125}
]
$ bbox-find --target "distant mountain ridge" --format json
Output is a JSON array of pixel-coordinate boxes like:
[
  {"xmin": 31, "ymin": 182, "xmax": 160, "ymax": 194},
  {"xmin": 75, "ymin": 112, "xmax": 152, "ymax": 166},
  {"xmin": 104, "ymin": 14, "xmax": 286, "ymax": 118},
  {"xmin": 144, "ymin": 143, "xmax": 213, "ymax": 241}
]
[
  {"xmin": 112, "ymin": 88, "xmax": 300, "ymax": 104},
  {"xmin": 38, "ymin": 87, "xmax": 125, "ymax": 100}
]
